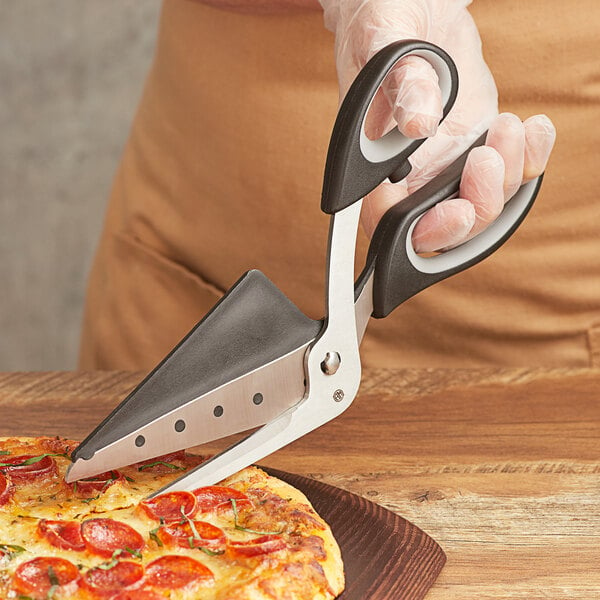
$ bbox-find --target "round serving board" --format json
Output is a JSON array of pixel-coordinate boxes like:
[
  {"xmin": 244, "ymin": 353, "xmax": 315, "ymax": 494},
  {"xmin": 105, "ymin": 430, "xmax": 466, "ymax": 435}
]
[{"xmin": 264, "ymin": 468, "xmax": 446, "ymax": 600}]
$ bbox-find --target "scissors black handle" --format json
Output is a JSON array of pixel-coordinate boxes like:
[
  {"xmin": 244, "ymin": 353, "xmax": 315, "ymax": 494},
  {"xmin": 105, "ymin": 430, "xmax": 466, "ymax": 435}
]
[
  {"xmin": 321, "ymin": 39, "xmax": 458, "ymax": 214},
  {"xmin": 365, "ymin": 136, "xmax": 542, "ymax": 317},
  {"xmin": 322, "ymin": 39, "xmax": 543, "ymax": 319}
]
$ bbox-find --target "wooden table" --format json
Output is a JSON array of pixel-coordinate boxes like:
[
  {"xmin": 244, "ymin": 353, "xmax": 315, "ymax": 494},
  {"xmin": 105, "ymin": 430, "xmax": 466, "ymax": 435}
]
[{"xmin": 0, "ymin": 369, "xmax": 598, "ymax": 599}]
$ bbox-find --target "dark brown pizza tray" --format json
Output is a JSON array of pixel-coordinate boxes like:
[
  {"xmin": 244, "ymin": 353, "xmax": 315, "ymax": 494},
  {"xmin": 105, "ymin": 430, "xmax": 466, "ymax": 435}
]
[{"xmin": 263, "ymin": 468, "xmax": 446, "ymax": 600}]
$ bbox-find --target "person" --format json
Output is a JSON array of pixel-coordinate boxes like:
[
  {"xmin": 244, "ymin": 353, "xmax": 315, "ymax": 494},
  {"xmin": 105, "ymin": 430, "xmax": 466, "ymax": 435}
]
[{"xmin": 79, "ymin": 0, "xmax": 599, "ymax": 370}]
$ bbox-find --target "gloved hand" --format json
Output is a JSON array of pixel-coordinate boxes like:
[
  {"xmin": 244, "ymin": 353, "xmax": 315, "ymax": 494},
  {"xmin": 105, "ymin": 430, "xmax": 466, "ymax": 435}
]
[{"xmin": 319, "ymin": 0, "xmax": 556, "ymax": 252}]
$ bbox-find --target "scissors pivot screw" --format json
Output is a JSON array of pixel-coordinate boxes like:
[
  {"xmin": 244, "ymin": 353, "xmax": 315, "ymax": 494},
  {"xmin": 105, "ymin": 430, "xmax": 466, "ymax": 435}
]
[
  {"xmin": 333, "ymin": 389, "xmax": 345, "ymax": 402},
  {"xmin": 321, "ymin": 352, "xmax": 341, "ymax": 375}
]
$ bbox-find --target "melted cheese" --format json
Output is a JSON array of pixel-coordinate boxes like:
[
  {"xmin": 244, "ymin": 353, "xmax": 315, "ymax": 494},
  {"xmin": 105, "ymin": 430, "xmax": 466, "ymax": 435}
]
[{"xmin": 0, "ymin": 438, "xmax": 344, "ymax": 600}]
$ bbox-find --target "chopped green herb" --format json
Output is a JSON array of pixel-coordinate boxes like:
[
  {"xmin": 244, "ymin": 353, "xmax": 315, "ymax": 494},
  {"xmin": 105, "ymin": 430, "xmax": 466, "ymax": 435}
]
[
  {"xmin": 180, "ymin": 506, "xmax": 200, "ymax": 536},
  {"xmin": 230, "ymin": 498, "xmax": 283, "ymax": 535},
  {"xmin": 148, "ymin": 523, "xmax": 164, "ymax": 547},
  {"xmin": 95, "ymin": 559, "xmax": 118, "ymax": 571},
  {"xmin": 124, "ymin": 475, "xmax": 135, "ymax": 483},
  {"xmin": 102, "ymin": 475, "xmax": 118, "ymax": 490},
  {"xmin": 47, "ymin": 565, "xmax": 59, "ymax": 586},
  {"xmin": 124, "ymin": 546, "xmax": 142, "ymax": 560},
  {"xmin": 0, "ymin": 544, "xmax": 26, "ymax": 560},
  {"xmin": 199, "ymin": 546, "xmax": 225, "ymax": 556},
  {"xmin": 18, "ymin": 596, "xmax": 34, "ymax": 600},
  {"xmin": 0, "ymin": 543, "xmax": 26, "ymax": 553},
  {"xmin": 188, "ymin": 536, "xmax": 195, "ymax": 549},
  {"xmin": 85, "ymin": 544, "xmax": 142, "ymax": 571},
  {"xmin": 81, "ymin": 494, "xmax": 100, "ymax": 504},
  {"xmin": 0, "ymin": 451, "xmax": 9, "ymax": 456},
  {"xmin": 180, "ymin": 508, "xmax": 201, "ymax": 542},
  {"xmin": 138, "ymin": 461, "xmax": 185, "ymax": 472},
  {"xmin": 0, "ymin": 453, "xmax": 69, "ymax": 468},
  {"xmin": 45, "ymin": 566, "xmax": 59, "ymax": 599},
  {"xmin": 95, "ymin": 549, "xmax": 123, "ymax": 571}
]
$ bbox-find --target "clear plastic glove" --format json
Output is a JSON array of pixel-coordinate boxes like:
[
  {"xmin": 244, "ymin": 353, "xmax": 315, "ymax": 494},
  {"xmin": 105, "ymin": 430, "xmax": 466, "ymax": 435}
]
[{"xmin": 319, "ymin": 0, "xmax": 556, "ymax": 252}]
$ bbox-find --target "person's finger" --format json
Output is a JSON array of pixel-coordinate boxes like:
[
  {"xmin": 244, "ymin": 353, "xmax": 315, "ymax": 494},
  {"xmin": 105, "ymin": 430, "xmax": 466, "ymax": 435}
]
[
  {"xmin": 411, "ymin": 198, "xmax": 476, "ymax": 253},
  {"xmin": 364, "ymin": 88, "xmax": 396, "ymax": 140},
  {"xmin": 383, "ymin": 55, "xmax": 443, "ymax": 139},
  {"xmin": 459, "ymin": 145, "xmax": 505, "ymax": 239},
  {"xmin": 364, "ymin": 56, "xmax": 443, "ymax": 140},
  {"xmin": 361, "ymin": 179, "xmax": 410, "ymax": 238},
  {"xmin": 363, "ymin": 146, "xmax": 504, "ymax": 250},
  {"xmin": 485, "ymin": 113, "xmax": 525, "ymax": 200},
  {"xmin": 523, "ymin": 114, "xmax": 556, "ymax": 181}
]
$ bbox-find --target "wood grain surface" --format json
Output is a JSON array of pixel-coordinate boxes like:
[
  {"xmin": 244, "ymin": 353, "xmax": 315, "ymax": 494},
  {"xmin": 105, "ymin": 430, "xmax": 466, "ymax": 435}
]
[{"xmin": 0, "ymin": 368, "xmax": 598, "ymax": 599}]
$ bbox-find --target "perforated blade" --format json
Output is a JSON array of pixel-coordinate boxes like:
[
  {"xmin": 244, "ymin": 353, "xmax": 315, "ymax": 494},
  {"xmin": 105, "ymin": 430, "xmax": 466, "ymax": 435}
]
[
  {"xmin": 66, "ymin": 270, "xmax": 322, "ymax": 483},
  {"xmin": 149, "ymin": 206, "xmax": 374, "ymax": 496},
  {"xmin": 66, "ymin": 345, "xmax": 310, "ymax": 482}
]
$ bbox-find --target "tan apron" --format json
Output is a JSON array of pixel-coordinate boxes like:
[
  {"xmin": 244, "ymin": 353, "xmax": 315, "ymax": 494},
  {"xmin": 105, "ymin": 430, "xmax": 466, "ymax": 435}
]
[{"xmin": 79, "ymin": 0, "xmax": 600, "ymax": 370}]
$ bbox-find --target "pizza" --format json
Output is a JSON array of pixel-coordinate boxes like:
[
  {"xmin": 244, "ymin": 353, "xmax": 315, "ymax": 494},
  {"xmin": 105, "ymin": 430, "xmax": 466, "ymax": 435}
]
[{"xmin": 0, "ymin": 436, "xmax": 344, "ymax": 600}]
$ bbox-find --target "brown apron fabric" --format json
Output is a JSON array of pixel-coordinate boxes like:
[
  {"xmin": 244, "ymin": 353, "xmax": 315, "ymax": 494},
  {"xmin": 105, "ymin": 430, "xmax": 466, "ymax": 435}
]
[{"xmin": 79, "ymin": 0, "xmax": 600, "ymax": 370}]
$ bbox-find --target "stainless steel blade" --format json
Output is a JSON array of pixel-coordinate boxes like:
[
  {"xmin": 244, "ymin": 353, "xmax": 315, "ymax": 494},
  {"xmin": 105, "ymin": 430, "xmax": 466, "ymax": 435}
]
[
  {"xmin": 150, "ymin": 277, "xmax": 375, "ymax": 496},
  {"xmin": 148, "ymin": 383, "xmax": 349, "ymax": 497},
  {"xmin": 150, "ymin": 202, "xmax": 366, "ymax": 495},
  {"xmin": 65, "ymin": 342, "xmax": 309, "ymax": 483}
]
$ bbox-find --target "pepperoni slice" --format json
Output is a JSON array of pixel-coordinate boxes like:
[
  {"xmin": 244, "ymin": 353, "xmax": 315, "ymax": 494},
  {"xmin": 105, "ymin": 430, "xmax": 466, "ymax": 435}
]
[
  {"xmin": 228, "ymin": 534, "xmax": 287, "ymax": 558},
  {"xmin": 13, "ymin": 556, "xmax": 80, "ymax": 596},
  {"xmin": 83, "ymin": 560, "xmax": 144, "ymax": 597},
  {"xmin": 144, "ymin": 555, "xmax": 213, "ymax": 589},
  {"xmin": 0, "ymin": 472, "xmax": 13, "ymax": 506},
  {"xmin": 70, "ymin": 470, "xmax": 124, "ymax": 497},
  {"xmin": 192, "ymin": 486, "xmax": 253, "ymax": 514},
  {"xmin": 0, "ymin": 454, "xmax": 58, "ymax": 483},
  {"xmin": 38, "ymin": 519, "xmax": 85, "ymax": 551},
  {"xmin": 157, "ymin": 520, "xmax": 226, "ymax": 551},
  {"xmin": 81, "ymin": 518, "xmax": 145, "ymax": 558},
  {"xmin": 139, "ymin": 491, "xmax": 197, "ymax": 522},
  {"xmin": 110, "ymin": 590, "xmax": 163, "ymax": 600}
]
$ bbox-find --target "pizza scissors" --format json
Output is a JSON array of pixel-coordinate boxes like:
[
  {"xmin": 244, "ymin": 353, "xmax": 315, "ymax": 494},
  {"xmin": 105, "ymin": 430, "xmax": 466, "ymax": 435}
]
[{"xmin": 66, "ymin": 40, "xmax": 543, "ymax": 495}]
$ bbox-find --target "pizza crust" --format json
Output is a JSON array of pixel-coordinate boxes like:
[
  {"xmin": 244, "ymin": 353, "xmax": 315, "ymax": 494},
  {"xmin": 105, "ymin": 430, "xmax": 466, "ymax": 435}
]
[{"xmin": 223, "ymin": 467, "xmax": 345, "ymax": 598}]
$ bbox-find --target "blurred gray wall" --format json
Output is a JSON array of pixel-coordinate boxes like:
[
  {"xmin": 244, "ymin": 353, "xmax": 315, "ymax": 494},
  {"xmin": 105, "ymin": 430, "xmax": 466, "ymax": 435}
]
[{"xmin": 0, "ymin": 0, "xmax": 161, "ymax": 370}]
